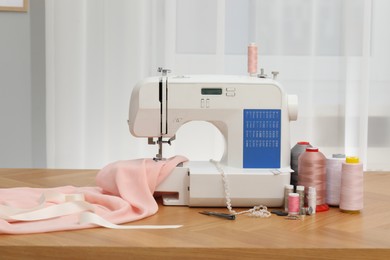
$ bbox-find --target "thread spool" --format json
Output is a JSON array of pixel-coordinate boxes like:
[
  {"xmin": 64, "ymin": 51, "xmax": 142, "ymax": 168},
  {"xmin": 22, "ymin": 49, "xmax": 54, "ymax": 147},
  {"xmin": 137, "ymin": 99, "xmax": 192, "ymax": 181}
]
[
  {"xmin": 307, "ymin": 187, "xmax": 316, "ymax": 215},
  {"xmin": 247, "ymin": 43, "xmax": 258, "ymax": 76},
  {"xmin": 288, "ymin": 193, "xmax": 300, "ymax": 216},
  {"xmin": 284, "ymin": 184, "xmax": 294, "ymax": 212},
  {"xmin": 326, "ymin": 154, "xmax": 345, "ymax": 206},
  {"xmin": 290, "ymin": 141, "xmax": 312, "ymax": 186},
  {"xmin": 340, "ymin": 156, "xmax": 364, "ymax": 213},
  {"xmin": 296, "ymin": 185, "xmax": 305, "ymax": 215},
  {"xmin": 298, "ymin": 147, "xmax": 329, "ymax": 212}
]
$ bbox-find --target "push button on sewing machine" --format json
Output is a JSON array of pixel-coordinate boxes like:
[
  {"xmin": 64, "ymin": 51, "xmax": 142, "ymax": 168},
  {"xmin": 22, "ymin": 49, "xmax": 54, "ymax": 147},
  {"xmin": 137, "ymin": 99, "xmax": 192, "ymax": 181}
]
[
  {"xmin": 201, "ymin": 99, "xmax": 205, "ymax": 108},
  {"xmin": 226, "ymin": 87, "xmax": 236, "ymax": 97}
]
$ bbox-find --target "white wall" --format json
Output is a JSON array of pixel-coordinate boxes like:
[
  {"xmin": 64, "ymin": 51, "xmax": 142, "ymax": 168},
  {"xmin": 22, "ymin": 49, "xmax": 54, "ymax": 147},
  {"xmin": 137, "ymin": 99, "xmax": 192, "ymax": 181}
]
[{"xmin": 0, "ymin": 0, "xmax": 46, "ymax": 168}]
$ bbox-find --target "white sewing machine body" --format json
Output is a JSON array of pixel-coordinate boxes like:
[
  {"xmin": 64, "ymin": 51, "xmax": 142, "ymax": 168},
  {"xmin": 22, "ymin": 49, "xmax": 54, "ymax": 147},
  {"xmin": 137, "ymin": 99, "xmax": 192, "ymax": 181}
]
[{"xmin": 128, "ymin": 75, "xmax": 298, "ymax": 207}]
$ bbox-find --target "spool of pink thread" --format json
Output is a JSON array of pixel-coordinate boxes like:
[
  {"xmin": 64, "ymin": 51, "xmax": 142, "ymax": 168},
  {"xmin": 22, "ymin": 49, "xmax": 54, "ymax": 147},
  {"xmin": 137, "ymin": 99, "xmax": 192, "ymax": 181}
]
[
  {"xmin": 247, "ymin": 43, "xmax": 258, "ymax": 76},
  {"xmin": 340, "ymin": 156, "xmax": 364, "ymax": 213},
  {"xmin": 288, "ymin": 193, "xmax": 300, "ymax": 216},
  {"xmin": 298, "ymin": 147, "xmax": 329, "ymax": 212}
]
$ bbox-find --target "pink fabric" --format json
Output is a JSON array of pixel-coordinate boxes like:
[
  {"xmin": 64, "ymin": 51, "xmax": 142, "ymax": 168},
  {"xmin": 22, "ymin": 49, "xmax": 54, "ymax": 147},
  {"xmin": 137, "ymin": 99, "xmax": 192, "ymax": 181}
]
[{"xmin": 0, "ymin": 156, "xmax": 187, "ymax": 234}]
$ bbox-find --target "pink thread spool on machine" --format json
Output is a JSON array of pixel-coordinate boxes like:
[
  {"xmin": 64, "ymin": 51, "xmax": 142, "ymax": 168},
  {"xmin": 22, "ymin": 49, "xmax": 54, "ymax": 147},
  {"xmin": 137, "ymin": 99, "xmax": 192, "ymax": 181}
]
[{"xmin": 247, "ymin": 43, "xmax": 258, "ymax": 76}]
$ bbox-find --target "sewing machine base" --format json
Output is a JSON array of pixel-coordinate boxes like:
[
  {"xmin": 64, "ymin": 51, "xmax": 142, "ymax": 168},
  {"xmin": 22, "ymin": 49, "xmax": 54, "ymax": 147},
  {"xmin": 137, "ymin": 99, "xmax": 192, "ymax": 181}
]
[{"xmin": 156, "ymin": 161, "xmax": 291, "ymax": 207}]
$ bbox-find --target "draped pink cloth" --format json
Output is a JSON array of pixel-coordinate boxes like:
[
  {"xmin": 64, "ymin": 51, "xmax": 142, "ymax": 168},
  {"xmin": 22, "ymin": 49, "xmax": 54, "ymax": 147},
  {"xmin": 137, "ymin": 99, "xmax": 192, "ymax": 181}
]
[{"xmin": 0, "ymin": 156, "xmax": 187, "ymax": 234}]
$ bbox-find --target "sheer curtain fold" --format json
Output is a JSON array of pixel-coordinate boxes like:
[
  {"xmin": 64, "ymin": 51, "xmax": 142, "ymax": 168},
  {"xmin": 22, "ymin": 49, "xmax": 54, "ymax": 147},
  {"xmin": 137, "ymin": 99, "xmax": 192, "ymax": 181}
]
[
  {"xmin": 46, "ymin": 0, "xmax": 157, "ymax": 168},
  {"xmin": 46, "ymin": 0, "xmax": 390, "ymax": 170}
]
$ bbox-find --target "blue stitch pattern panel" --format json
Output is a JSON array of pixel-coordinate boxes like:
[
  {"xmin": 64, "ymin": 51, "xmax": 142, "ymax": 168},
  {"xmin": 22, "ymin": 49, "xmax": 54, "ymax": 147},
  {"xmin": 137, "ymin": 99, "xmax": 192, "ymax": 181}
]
[{"xmin": 243, "ymin": 109, "xmax": 281, "ymax": 168}]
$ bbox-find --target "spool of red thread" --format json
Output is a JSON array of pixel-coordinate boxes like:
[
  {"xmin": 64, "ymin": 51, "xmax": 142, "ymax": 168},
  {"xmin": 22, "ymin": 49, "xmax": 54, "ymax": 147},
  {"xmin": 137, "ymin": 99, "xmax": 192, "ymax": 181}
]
[{"xmin": 298, "ymin": 147, "xmax": 329, "ymax": 212}]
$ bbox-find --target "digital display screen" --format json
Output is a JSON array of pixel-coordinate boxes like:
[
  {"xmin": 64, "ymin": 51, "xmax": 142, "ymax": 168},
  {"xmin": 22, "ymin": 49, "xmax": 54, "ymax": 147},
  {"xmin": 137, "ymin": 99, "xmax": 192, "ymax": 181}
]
[{"xmin": 201, "ymin": 88, "xmax": 223, "ymax": 95}]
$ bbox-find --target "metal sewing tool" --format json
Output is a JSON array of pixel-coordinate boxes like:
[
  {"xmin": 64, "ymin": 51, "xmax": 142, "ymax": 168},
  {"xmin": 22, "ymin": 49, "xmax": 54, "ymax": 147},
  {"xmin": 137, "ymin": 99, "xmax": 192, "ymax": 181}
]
[{"xmin": 199, "ymin": 211, "xmax": 236, "ymax": 220}]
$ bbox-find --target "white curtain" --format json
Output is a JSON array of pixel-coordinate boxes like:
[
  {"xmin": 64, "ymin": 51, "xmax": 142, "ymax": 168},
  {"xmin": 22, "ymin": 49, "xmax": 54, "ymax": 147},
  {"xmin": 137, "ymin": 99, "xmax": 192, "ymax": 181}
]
[{"xmin": 46, "ymin": 0, "xmax": 390, "ymax": 170}]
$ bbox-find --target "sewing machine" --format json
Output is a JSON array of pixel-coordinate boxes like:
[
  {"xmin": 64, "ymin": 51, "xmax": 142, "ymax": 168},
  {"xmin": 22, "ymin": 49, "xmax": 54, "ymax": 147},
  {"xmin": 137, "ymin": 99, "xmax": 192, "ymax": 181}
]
[{"xmin": 128, "ymin": 70, "xmax": 298, "ymax": 207}]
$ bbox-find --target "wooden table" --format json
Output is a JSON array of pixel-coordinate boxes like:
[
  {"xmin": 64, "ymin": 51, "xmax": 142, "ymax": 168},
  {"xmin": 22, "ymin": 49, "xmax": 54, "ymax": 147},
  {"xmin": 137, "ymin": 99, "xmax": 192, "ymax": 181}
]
[{"xmin": 0, "ymin": 169, "xmax": 390, "ymax": 259}]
